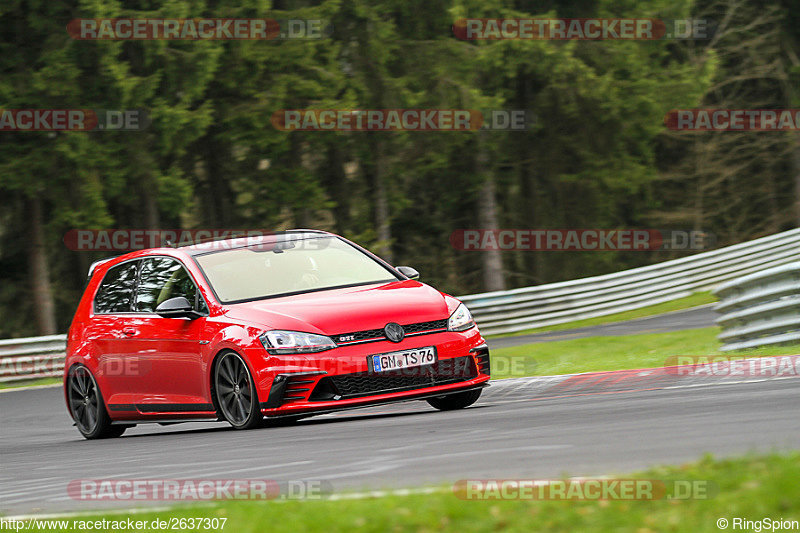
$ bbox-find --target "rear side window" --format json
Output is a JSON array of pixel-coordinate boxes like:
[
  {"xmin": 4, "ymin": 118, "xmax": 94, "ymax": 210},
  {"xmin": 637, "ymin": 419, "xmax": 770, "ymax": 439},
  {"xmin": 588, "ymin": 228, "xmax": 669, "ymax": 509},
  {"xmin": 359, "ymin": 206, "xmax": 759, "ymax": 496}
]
[
  {"xmin": 135, "ymin": 257, "xmax": 208, "ymax": 313},
  {"xmin": 93, "ymin": 261, "xmax": 139, "ymax": 314}
]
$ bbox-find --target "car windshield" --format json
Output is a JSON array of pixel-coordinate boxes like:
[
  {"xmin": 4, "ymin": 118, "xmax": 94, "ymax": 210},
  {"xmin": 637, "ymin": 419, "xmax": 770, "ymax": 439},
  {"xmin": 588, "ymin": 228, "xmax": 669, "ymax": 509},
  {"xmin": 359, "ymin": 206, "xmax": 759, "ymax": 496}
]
[{"xmin": 193, "ymin": 236, "xmax": 399, "ymax": 303}]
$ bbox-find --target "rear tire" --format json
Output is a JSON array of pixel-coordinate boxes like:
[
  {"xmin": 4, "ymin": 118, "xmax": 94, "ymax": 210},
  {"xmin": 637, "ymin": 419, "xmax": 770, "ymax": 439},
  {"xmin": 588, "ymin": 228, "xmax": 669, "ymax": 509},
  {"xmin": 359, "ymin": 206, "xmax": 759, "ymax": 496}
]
[
  {"xmin": 67, "ymin": 365, "xmax": 126, "ymax": 439},
  {"xmin": 426, "ymin": 389, "xmax": 482, "ymax": 411},
  {"xmin": 214, "ymin": 351, "xmax": 263, "ymax": 430}
]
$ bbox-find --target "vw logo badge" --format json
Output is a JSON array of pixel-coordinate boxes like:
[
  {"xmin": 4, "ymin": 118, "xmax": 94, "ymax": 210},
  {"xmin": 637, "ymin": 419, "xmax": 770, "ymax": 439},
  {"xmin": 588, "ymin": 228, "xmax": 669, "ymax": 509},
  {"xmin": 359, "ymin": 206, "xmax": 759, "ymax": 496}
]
[{"xmin": 384, "ymin": 322, "xmax": 405, "ymax": 343}]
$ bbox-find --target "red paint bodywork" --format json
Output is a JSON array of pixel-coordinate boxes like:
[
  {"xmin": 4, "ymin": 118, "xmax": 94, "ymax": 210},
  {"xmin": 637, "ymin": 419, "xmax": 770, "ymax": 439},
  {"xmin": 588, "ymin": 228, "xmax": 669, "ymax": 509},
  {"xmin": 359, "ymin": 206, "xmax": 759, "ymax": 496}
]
[{"xmin": 64, "ymin": 233, "xmax": 489, "ymax": 424}]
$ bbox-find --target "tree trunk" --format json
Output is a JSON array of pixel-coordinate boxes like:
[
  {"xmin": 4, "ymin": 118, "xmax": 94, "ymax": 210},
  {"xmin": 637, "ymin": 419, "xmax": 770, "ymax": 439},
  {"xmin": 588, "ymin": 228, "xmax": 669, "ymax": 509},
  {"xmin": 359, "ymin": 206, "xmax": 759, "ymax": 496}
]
[
  {"xmin": 370, "ymin": 137, "xmax": 392, "ymax": 263},
  {"xmin": 288, "ymin": 135, "xmax": 313, "ymax": 228},
  {"xmin": 516, "ymin": 71, "xmax": 540, "ymax": 284},
  {"xmin": 141, "ymin": 179, "xmax": 160, "ymax": 230},
  {"xmin": 324, "ymin": 143, "xmax": 350, "ymax": 235},
  {"xmin": 201, "ymin": 131, "xmax": 233, "ymax": 228},
  {"xmin": 793, "ymin": 136, "xmax": 800, "ymax": 226},
  {"xmin": 519, "ymin": 150, "xmax": 541, "ymax": 284},
  {"xmin": 476, "ymin": 132, "xmax": 506, "ymax": 291},
  {"xmin": 693, "ymin": 138, "xmax": 704, "ymax": 233},
  {"xmin": 27, "ymin": 196, "xmax": 57, "ymax": 335}
]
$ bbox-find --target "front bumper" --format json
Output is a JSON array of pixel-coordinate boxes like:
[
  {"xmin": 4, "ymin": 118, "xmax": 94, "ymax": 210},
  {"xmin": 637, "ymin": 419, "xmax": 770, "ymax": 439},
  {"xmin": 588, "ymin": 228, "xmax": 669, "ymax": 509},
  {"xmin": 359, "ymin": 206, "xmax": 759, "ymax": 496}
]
[{"xmin": 254, "ymin": 329, "xmax": 490, "ymax": 416}]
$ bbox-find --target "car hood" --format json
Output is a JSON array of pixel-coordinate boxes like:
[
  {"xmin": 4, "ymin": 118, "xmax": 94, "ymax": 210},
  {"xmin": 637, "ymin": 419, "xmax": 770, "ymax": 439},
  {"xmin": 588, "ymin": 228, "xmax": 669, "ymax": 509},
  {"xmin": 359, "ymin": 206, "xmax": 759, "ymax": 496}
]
[{"xmin": 224, "ymin": 280, "xmax": 456, "ymax": 335}]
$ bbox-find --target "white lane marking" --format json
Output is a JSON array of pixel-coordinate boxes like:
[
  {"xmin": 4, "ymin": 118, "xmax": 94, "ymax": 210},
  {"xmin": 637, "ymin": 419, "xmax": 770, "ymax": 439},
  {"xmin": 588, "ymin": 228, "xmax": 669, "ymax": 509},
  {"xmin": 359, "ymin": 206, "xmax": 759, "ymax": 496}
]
[
  {"xmin": 0, "ymin": 472, "xmax": 161, "ymax": 505},
  {"xmin": 266, "ymin": 444, "xmax": 572, "ymax": 484},
  {"xmin": 380, "ymin": 429, "xmax": 488, "ymax": 452},
  {"xmin": 0, "ymin": 477, "xmax": 61, "ymax": 489},
  {"xmin": 0, "ymin": 484, "xmax": 70, "ymax": 500},
  {"xmin": 172, "ymin": 460, "xmax": 314, "ymax": 478},
  {"xmin": 93, "ymin": 456, "xmax": 281, "ymax": 469},
  {"xmin": 2, "ymin": 506, "xmax": 174, "ymax": 521},
  {"xmin": 326, "ymin": 486, "xmax": 446, "ymax": 501},
  {"xmin": 0, "ymin": 462, "xmax": 312, "ymax": 505},
  {"xmin": 404, "ymin": 444, "xmax": 570, "ymax": 463}
]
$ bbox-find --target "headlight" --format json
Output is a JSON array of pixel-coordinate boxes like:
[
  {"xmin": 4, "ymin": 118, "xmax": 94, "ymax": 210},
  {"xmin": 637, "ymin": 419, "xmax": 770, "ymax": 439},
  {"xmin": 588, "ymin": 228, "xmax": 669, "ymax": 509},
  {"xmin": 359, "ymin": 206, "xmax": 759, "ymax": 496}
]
[
  {"xmin": 259, "ymin": 330, "xmax": 337, "ymax": 355},
  {"xmin": 447, "ymin": 303, "xmax": 475, "ymax": 332}
]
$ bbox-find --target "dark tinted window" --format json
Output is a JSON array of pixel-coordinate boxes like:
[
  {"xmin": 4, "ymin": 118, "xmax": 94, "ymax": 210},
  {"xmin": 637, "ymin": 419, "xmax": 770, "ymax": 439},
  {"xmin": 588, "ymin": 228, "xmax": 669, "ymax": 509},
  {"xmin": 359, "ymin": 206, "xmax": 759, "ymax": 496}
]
[
  {"xmin": 135, "ymin": 257, "xmax": 207, "ymax": 313},
  {"xmin": 94, "ymin": 261, "xmax": 138, "ymax": 313}
]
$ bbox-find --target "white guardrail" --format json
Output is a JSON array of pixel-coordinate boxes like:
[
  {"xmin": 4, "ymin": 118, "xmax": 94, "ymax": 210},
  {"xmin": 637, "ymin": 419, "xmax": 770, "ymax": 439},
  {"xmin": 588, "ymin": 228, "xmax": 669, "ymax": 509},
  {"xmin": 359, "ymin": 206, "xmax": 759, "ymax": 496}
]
[
  {"xmin": 713, "ymin": 262, "xmax": 800, "ymax": 351},
  {"xmin": 460, "ymin": 228, "xmax": 800, "ymax": 336},
  {"xmin": 1, "ymin": 229, "xmax": 799, "ymax": 381},
  {"xmin": 0, "ymin": 335, "xmax": 67, "ymax": 383}
]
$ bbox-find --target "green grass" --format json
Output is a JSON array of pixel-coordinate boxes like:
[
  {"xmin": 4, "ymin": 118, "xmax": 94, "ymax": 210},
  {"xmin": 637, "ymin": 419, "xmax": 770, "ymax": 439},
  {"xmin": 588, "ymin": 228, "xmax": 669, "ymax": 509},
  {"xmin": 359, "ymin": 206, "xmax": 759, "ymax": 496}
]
[
  {"xmin": 31, "ymin": 452, "xmax": 799, "ymax": 532},
  {"xmin": 490, "ymin": 327, "xmax": 800, "ymax": 378},
  {"xmin": 488, "ymin": 291, "xmax": 717, "ymax": 338},
  {"xmin": 0, "ymin": 377, "xmax": 60, "ymax": 390}
]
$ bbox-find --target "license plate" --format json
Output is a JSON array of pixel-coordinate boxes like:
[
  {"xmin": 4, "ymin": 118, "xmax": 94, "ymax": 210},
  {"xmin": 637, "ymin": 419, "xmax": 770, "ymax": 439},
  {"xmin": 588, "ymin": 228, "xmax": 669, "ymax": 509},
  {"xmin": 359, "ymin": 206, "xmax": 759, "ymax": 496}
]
[{"xmin": 370, "ymin": 346, "xmax": 436, "ymax": 373}]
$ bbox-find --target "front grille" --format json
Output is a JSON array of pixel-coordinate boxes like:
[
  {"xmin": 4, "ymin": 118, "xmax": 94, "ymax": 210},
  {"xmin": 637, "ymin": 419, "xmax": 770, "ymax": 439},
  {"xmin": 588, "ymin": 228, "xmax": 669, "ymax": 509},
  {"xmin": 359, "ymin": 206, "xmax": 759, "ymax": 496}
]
[
  {"xmin": 334, "ymin": 319, "xmax": 448, "ymax": 345},
  {"xmin": 309, "ymin": 356, "xmax": 477, "ymax": 400},
  {"xmin": 404, "ymin": 320, "xmax": 449, "ymax": 334},
  {"xmin": 336, "ymin": 328, "xmax": 384, "ymax": 343}
]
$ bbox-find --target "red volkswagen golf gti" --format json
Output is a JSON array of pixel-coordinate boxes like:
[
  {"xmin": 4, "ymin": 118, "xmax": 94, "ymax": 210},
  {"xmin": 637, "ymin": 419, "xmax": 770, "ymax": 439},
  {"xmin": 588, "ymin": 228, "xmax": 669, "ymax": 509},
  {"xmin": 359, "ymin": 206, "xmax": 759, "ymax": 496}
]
[{"xmin": 64, "ymin": 230, "xmax": 490, "ymax": 439}]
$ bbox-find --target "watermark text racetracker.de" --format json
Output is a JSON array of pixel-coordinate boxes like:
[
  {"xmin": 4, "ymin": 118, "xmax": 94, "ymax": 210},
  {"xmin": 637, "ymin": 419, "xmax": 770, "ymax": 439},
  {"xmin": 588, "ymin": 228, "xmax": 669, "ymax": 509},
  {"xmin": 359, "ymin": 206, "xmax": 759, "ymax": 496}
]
[
  {"xmin": 68, "ymin": 18, "xmax": 332, "ymax": 40},
  {"xmin": 1, "ymin": 352, "xmax": 521, "ymax": 380},
  {"xmin": 450, "ymin": 229, "xmax": 715, "ymax": 251},
  {"xmin": 0, "ymin": 109, "xmax": 147, "ymax": 132},
  {"xmin": 453, "ymin": 18, "xmax": 713, "ymax": 40},
  {"xmin": 0, "ymin": 354, "xmax": 63, "ymax": 379},
  {"xmin": 665, "ymin": 355, "xmax": 800, "ymax": 378},
  {"xmin": 68, "ymin": 479, "xmax": 332, "ymax": 501},
  {"xmin": 271, "ymin": 109, "xmax": 534, "ymax": 131},
  {"xmin": 63, "ymin": 229, "xmax": 330, "ymax": 251},
  {"xmin": 665, "ymin": 109, "xmax": 800, "ymax": 131},
  {"xmin": 454, "ymin": 478, "xmax": 716, "ymax": 500}
]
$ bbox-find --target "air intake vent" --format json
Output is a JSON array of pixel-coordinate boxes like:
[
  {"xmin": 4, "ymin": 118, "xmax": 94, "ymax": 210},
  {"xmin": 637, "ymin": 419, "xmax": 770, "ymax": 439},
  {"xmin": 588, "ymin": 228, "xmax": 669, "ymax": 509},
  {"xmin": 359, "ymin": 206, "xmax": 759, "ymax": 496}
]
[{"xmin": 309, "ymin": 356, "xmax": 477, "ymax": 400}]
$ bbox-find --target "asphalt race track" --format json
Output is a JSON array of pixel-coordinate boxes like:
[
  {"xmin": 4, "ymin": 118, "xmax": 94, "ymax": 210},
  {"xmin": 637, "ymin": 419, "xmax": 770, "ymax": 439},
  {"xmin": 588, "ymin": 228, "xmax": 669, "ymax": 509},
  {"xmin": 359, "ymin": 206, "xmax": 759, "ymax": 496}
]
[{"xmin": 1, "ymin": 360, "xmax": 798, "ymax": 516}]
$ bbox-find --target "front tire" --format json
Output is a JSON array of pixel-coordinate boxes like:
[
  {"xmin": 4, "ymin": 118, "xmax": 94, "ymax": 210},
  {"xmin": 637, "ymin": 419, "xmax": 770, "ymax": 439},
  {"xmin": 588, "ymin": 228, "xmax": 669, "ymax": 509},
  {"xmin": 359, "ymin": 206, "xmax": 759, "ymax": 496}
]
[
  {"xmin": 426, "ymin": 389, "xmax": 482, "ymax": 411},
  {"xmin": 67, "ymin": 365, "xmax": 126, "ymax": 439},
  {"xmin": 214, "ymin": 351, "xmax": 263, "ymax": 429}
]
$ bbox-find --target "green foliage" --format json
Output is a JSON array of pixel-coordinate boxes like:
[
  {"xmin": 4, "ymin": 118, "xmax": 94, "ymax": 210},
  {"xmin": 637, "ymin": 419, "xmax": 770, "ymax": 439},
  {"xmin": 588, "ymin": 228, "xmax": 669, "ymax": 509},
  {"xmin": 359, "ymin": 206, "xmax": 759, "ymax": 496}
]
[{"xmin": 0, "ymin": 0, "xmax": 795, "ymax": 336}]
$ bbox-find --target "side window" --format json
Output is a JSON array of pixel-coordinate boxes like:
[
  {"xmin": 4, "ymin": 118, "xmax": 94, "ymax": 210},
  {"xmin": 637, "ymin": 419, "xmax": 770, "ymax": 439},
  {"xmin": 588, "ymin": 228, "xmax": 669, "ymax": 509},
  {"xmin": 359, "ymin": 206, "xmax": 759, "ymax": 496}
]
[
  {"xmin": 135, "ymin": 257, "xmax": 207, "ymax": 314},
  {"xmin": 94, "ymin": 261, "xmax": 139, "ymax": 314}
]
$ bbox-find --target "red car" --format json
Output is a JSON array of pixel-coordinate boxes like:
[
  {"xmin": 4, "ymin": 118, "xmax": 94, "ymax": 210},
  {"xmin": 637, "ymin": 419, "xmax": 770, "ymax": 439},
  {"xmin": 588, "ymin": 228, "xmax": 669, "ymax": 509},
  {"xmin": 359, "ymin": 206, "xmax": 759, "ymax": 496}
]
[{"xmin": 64, "ymin": 230, "xmax": 490, "ymax": 439}]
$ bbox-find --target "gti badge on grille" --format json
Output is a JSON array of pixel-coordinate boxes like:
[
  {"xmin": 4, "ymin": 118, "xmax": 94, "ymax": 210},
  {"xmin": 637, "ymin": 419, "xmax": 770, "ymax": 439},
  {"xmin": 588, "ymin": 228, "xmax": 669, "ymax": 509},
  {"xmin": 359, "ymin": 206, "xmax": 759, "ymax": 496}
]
[
  {"xmin": 338, "ymin": 335, "xmax": 355, "ymax": 342},
  {"xmin": 384, "ymin": 322, "xmax": 405, "ymax": 343}
]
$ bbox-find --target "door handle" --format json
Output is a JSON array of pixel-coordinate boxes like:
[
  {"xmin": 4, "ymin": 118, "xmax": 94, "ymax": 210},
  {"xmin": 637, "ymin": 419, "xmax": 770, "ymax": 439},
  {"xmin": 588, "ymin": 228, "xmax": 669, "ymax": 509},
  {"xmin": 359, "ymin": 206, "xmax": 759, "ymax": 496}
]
[{"xmin": 122, "ymin": 328, "xmax": 138, "ymax": 336}]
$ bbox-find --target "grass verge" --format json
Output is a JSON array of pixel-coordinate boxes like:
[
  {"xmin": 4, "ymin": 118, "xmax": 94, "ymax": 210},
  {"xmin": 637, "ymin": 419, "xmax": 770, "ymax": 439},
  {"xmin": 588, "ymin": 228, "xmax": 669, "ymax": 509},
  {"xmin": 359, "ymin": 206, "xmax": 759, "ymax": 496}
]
[
  {"xmin": 490, "ymin": 327, "xmax": 800, "ymax": 378},
  {"xmin": 0, "ymin": 377, "xmax": 61, "ymax": 390},
  {"xmin": 487, "ymin": 291, "xmax": 716, "ymax": 338},
  {"xmin": 27, "ymin": 452, "xmax": 799, "ymax": 532}
]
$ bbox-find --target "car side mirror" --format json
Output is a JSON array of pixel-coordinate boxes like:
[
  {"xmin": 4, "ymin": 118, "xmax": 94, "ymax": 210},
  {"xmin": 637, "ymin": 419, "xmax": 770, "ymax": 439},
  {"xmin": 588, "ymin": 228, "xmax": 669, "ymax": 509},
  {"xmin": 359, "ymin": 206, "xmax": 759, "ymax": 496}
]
[
  {"xmin": 396, "ymin": 266, "xmax": 419, "ymax": 280},
  {"xmin": 155, "ymin": 296, "xmax": 204, "ymax": 319}
]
